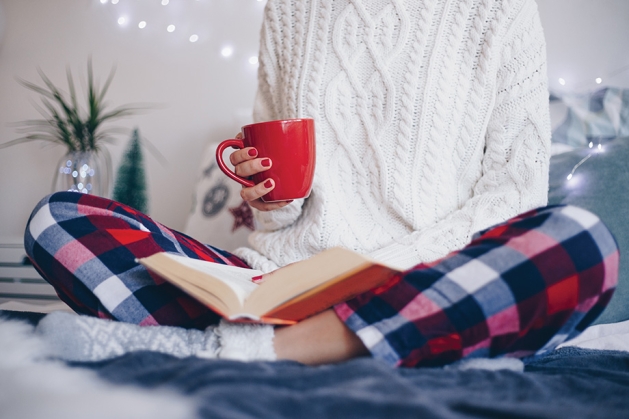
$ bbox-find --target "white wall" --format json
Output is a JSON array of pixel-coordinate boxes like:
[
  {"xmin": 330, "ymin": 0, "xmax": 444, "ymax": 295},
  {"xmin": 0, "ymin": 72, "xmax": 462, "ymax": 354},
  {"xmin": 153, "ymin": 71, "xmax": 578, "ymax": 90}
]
[
  {"xmin": 0, "ymin": 0, "xmax": 265, "ymax": 239},
  {"xmin": 538, "ymin": 0, "xmax": 629, "ymax": 93},
  {"xmin": 0, "ymin": 0, "xmax": 628, "ymax": 240}
]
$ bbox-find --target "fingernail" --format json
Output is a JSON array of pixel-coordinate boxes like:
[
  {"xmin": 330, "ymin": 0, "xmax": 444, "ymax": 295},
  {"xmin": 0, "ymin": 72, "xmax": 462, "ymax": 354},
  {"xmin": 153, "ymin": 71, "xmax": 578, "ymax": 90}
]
[
  {"xmin": 261, "ymin": 158, "xmax": 271, "ymax": 167},
  {"xmin": 252, "ymin": 275, "xmax": 263, "ymax": 283},
  {"xmin": 287, "ymin": 200, "xmax": 294, "ymax": 203},
  {"xmin": 248, "ymin": 148, "xmax": 257, "ymax": 157},
  {"xmin": 264, "ymin": 180, "xmax": 273, "ymax": 188}
]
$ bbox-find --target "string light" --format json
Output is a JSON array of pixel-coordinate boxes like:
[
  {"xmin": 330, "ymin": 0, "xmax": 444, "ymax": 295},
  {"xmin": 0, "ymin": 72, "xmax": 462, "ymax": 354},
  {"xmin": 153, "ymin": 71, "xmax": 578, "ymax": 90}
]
[
  {"xmin": 98, "ymin": 0, "xmax": 267, "ymax": 49},
  {"xmin": 221, "ymin": 46, "xmax": 234, "ymax": 57},
  {"xmin": 559, "ymin": 78, "xmax": 566, "ymax": 86},
  {"xmin": 559, "ymin": 63, "xmax": 629, "ymax": 90},
  {"xmin": 566, "ymin": 154, "xmax": 591, "ymax": 181},
  {"xmin": 249, "ymin": 56, "xmax": 259, "ymax": 65},
  {"xmin": 566, "ymin": 140, "xmax": 604, "ymax": 182}
]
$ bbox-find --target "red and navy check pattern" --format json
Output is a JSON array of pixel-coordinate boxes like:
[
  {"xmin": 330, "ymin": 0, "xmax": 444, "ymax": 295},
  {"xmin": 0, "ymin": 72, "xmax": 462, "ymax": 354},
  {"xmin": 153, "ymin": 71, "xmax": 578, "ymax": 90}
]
[
  {"xmin": 25, "ymin": 192, "xmax": 248, "ymax": 329},
  {"xmin": 26, "ymin": 194, "xmax": 618, "ymax": 367},
  {"xmin": 335, "ymin": 205, "xmax": 619, "ymax": 367}
]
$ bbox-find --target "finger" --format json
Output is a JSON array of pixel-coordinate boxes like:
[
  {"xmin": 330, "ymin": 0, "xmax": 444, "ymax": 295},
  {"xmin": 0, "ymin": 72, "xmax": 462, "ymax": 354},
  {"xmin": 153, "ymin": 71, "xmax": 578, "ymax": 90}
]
[
  {"xmin": 251, "ymin": 274, "xmax": 266, "ymax": 284},
  {"xmin": 240, "ymin": 178, "xmax": 275, "ymax": 202},
  {"xmin": 248, "ymin": 199, "xmax": 293, "ymax": 212},
  {"xmin": 252, "ymin": 261, "xmax": 296, "ymax": 283},
  {"xmin": 229, "ymin": 147, "xmax": 259, "ymax": 166},
  {"xmin": 234, "ymin": 157, "xmax": 272, "ymax": 177},
  {"xmin": 235, "ymin": 132, "xmax": 243, "ymax": 139}
]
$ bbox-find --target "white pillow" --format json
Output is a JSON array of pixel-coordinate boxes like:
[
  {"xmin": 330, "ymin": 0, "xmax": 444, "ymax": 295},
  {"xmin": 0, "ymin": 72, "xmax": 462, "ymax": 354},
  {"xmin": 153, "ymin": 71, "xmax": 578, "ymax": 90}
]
[{"xmin": 183, "ymin": 142, "xmax": 253, "ymax": 252}]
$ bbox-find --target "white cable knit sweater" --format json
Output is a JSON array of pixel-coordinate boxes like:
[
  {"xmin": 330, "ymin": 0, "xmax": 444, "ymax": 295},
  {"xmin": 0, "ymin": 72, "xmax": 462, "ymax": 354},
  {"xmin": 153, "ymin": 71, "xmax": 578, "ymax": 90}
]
[{"xmin": 234, "ymin": 0, "xmax": 551, "ymax": 273}]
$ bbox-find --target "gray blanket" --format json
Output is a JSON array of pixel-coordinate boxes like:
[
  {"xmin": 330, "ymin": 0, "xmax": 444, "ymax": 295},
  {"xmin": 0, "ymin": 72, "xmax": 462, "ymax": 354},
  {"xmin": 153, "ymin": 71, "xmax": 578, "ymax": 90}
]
[
  {"xmin": 73, "ymin": 347, "xmax": 629, "ymax": 418},
  {"xmin": 2, "ymin": 310, "xmax": 627, "ymax": 418}
]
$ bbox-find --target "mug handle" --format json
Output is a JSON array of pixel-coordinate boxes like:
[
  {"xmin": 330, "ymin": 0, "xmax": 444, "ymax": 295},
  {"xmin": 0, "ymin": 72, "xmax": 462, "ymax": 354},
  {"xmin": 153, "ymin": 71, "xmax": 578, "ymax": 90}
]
[{"xmin": 215, "ymin": 139, "xmax": 256, "ymax": 187}]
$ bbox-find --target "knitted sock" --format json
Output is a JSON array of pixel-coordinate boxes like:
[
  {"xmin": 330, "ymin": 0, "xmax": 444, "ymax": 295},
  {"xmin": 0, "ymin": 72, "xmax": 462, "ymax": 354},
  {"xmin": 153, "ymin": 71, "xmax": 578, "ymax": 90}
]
[
  {"xmin": 215, "ymin": 319, "xmax": 276, "ymax": 361},
  {"xmin": 35, "ymin": 311, "xmax": 219, "ymax": 362}
]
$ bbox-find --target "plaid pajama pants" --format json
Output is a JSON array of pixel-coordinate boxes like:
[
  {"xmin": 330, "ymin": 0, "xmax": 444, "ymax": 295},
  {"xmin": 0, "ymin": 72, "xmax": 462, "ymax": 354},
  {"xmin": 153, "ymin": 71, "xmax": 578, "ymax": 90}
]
[{"xmin": 25, "ymin": 192, "xmax": 618, "ymax": 367}]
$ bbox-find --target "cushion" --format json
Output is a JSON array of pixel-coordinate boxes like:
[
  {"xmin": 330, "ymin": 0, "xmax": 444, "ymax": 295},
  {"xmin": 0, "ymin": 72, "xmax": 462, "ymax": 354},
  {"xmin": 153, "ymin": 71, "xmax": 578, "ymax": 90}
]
[
  {"xmin": 183, "ymin": 142, "xmax": 254, "ymax": 252},
  {"xmin": 551, "ymin": 87, "xmax": 629, "ymax": 147},
  {"xmin": 548, "ymin": 136, "xmax": 629, "ymax": 324}
]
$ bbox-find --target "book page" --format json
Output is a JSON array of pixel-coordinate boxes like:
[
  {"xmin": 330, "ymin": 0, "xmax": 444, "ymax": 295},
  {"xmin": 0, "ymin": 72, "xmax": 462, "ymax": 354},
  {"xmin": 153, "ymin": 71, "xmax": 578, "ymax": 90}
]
[{"xmin": 164, "ymin": 254, "xmax": 262, "ymax": 306}]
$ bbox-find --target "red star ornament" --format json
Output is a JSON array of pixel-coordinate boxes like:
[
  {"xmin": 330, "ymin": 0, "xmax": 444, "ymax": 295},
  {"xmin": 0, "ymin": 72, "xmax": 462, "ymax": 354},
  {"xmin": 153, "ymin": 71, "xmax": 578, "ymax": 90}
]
[{"xmin": 228, "ymin": 200, "xmax": 255, "ymax": 232}]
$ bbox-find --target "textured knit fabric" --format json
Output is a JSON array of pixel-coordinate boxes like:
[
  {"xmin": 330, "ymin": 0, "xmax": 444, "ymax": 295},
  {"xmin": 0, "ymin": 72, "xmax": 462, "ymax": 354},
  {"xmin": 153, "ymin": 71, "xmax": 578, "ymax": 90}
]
[
  {"xmin": 24, "ymin": 192, "xmax": 248, "ymax": 329},
  {"xmin": 233, "ymin": 0, "xmax": 552, "ymax": 273},
  {"xmin": 36, "ymin": 311, "xmax": 220, "ymax": 362},
  {"xmin": 34, "ymin": 311, "xmax": 276, "ymax": 363},
  {"xmin": 335, "ymin": 205, "xmax": 619, "ymax": 367},
  {"xmin": 24, "ymin": 193, "xmax": 618, "ymax": 367}
]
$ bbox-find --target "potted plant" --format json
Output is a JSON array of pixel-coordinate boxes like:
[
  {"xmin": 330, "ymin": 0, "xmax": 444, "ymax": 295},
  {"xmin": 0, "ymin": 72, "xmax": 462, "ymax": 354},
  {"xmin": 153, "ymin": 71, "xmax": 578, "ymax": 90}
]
[{"xmin": 1, "ymin": 59, "xmax": 140, "ymax": 197}]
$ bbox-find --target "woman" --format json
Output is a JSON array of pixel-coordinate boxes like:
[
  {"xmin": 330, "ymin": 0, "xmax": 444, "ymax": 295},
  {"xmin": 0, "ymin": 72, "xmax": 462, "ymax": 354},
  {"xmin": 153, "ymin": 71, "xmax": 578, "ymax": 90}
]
[{"xmin": 27, "ymin": 0, "xmax": 618, "ymax": 367}]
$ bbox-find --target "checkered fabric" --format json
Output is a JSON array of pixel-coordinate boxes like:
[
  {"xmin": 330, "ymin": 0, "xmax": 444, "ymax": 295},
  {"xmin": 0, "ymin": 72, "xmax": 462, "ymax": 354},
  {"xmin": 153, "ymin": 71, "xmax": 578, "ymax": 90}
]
[
  {"xmin": 26, "ymin": 194, "xmax": 618, "ymax": 367},
  {"xmin": 335, "ymin": 205, "xmax": 619, "ymax": 367},
  {"xmin": 24, "ymin": 192, "xmax": 249, "ymax": 329}
]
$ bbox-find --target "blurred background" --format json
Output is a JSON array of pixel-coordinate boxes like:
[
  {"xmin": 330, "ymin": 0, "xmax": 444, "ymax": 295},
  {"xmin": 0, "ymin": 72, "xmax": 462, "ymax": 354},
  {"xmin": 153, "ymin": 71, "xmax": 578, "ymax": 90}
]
[{"xmin": 0, "ymin": 0, "xmax": 628, "ymax": 241}]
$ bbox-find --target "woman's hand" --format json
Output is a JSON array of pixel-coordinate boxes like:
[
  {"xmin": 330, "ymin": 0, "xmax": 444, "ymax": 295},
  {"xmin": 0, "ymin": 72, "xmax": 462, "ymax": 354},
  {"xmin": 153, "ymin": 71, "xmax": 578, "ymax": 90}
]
[{"xmin": 230, "ymin": 132, "xmax": 293, "ymax": 212}]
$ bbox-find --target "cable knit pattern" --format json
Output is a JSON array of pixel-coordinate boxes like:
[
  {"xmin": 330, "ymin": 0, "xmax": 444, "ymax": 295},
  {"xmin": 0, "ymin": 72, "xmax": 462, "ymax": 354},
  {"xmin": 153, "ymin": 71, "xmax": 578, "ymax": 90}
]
[{"xmin": 234, "ymin": 0, "xmax": 551, "ymax": 272}]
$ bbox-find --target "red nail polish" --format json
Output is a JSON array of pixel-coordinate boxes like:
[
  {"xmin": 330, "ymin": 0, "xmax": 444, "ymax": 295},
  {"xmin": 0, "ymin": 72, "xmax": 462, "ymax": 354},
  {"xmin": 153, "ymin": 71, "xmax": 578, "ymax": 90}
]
[
  {"xmin": 264, "ymin": 180, "xmax": 273, "ymax": 188},
  {"xmin": 261, "ymin": 158, "xmax": 271, "ymax": 167},
  {"xmin": 251, "ymin": 275, "xmax": 263, "ymax": 283},
  {"xmin": 248, "ymin": 148, "xmax": 257, "ymax": 157}
]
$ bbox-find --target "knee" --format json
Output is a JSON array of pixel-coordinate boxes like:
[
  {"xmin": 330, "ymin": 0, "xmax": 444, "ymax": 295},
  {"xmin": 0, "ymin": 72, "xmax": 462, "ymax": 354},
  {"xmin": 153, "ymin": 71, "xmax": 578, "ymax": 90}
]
[
  {"xmin": 549, "ymin": 205, "xmax": 618, "ymax": 255},
  {"xmin": 24, "ymin": 192, "xmax": 83, "ymax": 257},
  {"xmin": 550, "ymin": 205, "xmax": 619, "ymax": 294}
]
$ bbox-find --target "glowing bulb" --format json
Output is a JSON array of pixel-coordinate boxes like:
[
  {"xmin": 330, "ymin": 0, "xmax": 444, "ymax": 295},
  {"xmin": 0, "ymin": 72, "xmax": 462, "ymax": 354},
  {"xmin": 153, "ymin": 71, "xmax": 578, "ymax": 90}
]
[
  {"xmin": 589, "ymin": 141, "xmax": 593, "ymax": 148},
  {"xmin": 162, "ymin": 0, "xmax": 169, "ymax": 5},
  {"xmin": 100, "ymin": 0, "xmax": 108, "ymax": 4},
  {"xmin": 221, "ymin": 46, "xmax": 233, "ymax": 57},
  {"xmin": 598, "ymin": 144, "xmax": 602, "ymax": 151},
  {"xmin": 567, "ymin": 174, "xmax": 573, "ymax": 181},
  {"xmin": 111, "ymin": 0, "xmax": 119, "ymax": 4},
  {"xmin": 138, "ymin": 21, "xmax": 147, "ymax": 29},
  {"xmin": 167, "ymin": 24, "xmax": 176, "ymax": 32},
  {"xmin": 117, "ymin": 17, "xmax": 126, "ymax": 25},
  {"xmin": 559, "ymin": 78, "xmax": 566, "ymax": 86},
  {"xmin": 189, "ymin": 34, "xmax": 199, "ymax": 43},
  {"xmin": 596, "ymin": 78, "xmax": 603, "ymax": 84},
  {"xmin": 249, "ymin": 56, "xmax": 259, "ymax": 65}
]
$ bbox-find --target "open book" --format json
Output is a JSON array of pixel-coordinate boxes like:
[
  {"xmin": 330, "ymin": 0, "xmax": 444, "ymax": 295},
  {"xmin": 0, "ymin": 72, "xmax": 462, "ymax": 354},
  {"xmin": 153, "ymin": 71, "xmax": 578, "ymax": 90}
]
[{"xmin": 136, "ymin": 247, "xmax": 403, "ymax": 324}]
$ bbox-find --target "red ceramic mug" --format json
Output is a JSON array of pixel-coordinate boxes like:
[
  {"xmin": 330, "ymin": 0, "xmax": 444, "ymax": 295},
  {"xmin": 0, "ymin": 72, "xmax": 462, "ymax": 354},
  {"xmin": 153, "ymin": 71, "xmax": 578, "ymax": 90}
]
[{"xmin": 216, "ymin": 118, "xmax": 316, "ymax": 202}]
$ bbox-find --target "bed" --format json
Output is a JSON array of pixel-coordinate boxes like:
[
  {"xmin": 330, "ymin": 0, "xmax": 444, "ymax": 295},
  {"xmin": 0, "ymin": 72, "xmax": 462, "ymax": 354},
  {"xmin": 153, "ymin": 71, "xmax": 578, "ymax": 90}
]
[{"xmin": 1, "ymin": 308, "xmax": 629, "ymax": 419}]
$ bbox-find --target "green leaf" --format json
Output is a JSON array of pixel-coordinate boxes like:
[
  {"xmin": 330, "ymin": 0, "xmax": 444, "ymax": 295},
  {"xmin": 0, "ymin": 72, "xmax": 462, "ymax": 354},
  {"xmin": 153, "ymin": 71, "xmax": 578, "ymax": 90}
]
[{"xmin": 3, "ymin": 58, "xmax": 154, "ymax": 157}]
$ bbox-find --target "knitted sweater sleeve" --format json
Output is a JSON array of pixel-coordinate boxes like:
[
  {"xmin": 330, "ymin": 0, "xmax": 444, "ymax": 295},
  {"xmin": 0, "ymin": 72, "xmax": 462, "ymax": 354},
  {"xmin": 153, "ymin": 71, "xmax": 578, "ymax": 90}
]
[
  {"xmin": 250, "ymin": 3, "xmax": 305, "ymax": 232},
  {"xmin": 369, "ymin": 2, "xmax": 552, "ymax": 270}
]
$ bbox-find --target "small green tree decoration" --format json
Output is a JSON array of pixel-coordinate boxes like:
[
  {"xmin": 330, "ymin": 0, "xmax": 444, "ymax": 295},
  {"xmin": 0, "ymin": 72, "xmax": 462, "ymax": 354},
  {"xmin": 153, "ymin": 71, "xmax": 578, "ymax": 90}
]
[{"xmin": 113, "ymin": 128, "xmax": 148, "ymax": 213}]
